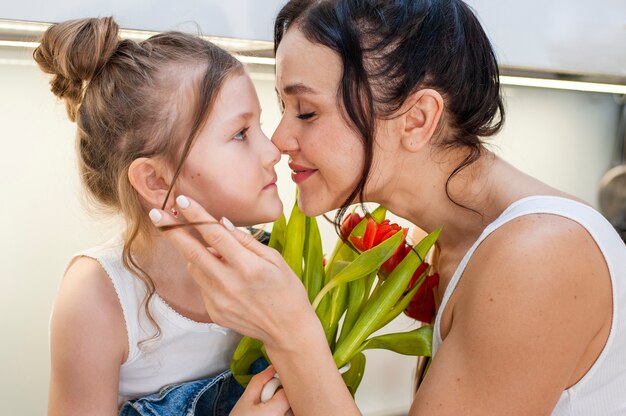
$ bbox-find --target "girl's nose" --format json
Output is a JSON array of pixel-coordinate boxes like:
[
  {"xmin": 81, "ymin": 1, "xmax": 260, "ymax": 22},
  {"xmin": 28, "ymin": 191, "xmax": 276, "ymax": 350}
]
[{"xmin": 261, "ymin": 131, "xmax": 281, "ymax": 167}]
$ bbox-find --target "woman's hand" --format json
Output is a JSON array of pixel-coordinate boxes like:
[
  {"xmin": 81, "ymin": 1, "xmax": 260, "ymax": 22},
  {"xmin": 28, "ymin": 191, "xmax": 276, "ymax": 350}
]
[
  {"xmin": 150, "ymin": 195, "xmax": 316, "ymax": 348},
  {"xmin": 230, "ymin": 366, "xmax": 292, "ymax": 416}
]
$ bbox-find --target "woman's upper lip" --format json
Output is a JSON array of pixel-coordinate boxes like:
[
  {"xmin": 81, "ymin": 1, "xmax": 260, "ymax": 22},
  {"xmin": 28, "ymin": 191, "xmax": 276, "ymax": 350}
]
[{"xmin": 288, "ymin": 162, "xmax": 317, "ymax": 172}]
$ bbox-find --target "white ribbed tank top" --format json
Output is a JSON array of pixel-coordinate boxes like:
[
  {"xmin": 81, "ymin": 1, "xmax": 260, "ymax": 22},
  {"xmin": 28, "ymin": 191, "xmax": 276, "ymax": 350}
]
[
  {"xmin": 432, "ymin": 196, "xmax": 626, "ymax": 415},
  {"xmin": 74, "ymin": 237, "xmax": 242, "ymax": 405}
]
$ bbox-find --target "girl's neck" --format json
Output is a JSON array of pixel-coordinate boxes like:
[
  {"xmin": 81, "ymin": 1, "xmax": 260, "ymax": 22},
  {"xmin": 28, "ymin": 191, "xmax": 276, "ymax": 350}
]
[{"xmin": 130, "ymin": 231, "xmax": 212, "ymax": 323}]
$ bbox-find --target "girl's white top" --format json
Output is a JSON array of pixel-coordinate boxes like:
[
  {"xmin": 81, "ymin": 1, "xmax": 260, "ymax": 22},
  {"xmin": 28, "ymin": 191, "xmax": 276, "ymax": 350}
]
[
  {"xmin": 71, "ymin": 237, "xmax": 242, "ymax": 404},
  {"xmin": 433, "ymin": 196, "xmax": 626, "ymax": 415}
]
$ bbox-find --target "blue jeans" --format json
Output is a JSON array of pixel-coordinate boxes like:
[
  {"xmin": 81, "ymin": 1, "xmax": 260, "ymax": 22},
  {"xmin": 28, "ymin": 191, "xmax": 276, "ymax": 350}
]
[{"xmin": 119, "ymin": 369, "xmax": 244, "ymax": 416}]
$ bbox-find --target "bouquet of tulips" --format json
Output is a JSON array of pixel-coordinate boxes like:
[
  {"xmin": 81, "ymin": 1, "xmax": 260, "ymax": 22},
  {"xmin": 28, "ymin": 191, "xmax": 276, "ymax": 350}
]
[{"xmin": 230, "ymin": 201, "xmax": 441, "ymax": 395}]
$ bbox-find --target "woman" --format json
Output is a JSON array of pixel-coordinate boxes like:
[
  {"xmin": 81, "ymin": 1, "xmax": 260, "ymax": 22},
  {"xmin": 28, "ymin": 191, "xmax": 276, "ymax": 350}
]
[{"xmin": 151, "ymin": 0, "xmax": 626, "ymax": 414}]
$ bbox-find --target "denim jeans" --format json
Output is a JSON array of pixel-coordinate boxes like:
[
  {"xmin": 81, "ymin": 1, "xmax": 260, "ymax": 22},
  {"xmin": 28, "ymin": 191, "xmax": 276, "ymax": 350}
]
[{"xmin": 119, "ymin": 369, "xmax": 244, "ymax": 416}]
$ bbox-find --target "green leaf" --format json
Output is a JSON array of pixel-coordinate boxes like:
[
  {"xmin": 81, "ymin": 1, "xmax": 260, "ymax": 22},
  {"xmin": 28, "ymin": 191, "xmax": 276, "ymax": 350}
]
[
  {"xmin": 283, "ymin": 201, "xmax": 306, "ymax": 279},
  {"xmin": 372, "ymin": 265, "xmax": 429, "ymax": 333},
  {"xmin": 337, "ymin": 276, "xmax": 368, "ymax": 345},
  {"xmin": 267, "ymin": 214, "xmax": 286, "ymax": 254},
  {"xmin": 316, "ymin": 261, "xmax": 349, "ymax": 343},
  {"xmin": 370, "ymin": 205, "xmax": 387, "ymax": 223},
  {"xmin": 359, "ymin": 271, "xmax": 377, "ymax": 313},
  {"xmin": 332, "ymin": 227, "xmax": 441, "ymax": 367},
  {"xmin": 359, "ymin": 326, "xmax": 433, "ymax": 357},
  {"xmin": 303, "ymin": 216, "xmax": 324, "ymax": 303},
  {"xmin": 326, "ymin": 283, "xmax": 349, "ymax": 348},
  {"xmin": 312, "ymin": 230, "xmax": 405, "ymax": 309},
  {"xmin": 230, "ymin": 336, "xmax": 265, "ymax": 387},
  {"xmin": 341, "ymin": 352, "xmax": 366, "ymax": 397}
]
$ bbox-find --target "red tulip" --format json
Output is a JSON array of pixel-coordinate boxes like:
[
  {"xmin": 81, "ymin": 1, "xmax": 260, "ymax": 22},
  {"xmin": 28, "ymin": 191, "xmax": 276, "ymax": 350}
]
[
  {"xmin": 340, "ymin": 213, "xmax": 364, "ymax": 239},
  {"xmin": 349, "ymin": 218, "xmax": 407, "ymax": 252},
  {"xmin": 404, "ymin": 272, "xmax": 439, "ymax": 324},
  {"xmin": 340, "ymin": 211, "xmax": 437, "ymax": 321},
  {"xmin": 379, "ymin": 240, "xmax": 411, "ymax": 278}
]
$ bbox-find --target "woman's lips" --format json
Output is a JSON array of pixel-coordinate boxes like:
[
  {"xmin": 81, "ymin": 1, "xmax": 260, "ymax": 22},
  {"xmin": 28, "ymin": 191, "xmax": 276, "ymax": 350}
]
[{"xmin": 289, "ymin": 163, "xmax": 318, "ymax": 184}]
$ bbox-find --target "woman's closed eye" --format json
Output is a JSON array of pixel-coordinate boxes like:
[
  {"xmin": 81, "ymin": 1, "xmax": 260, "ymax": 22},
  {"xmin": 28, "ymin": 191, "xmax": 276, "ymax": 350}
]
[
  {"xmin": 297, "ymin": 111, "xmax": 316, "ymax": 120},
  {"xmin": 233, "ymin": 127, "xmax": 249, "ymax": 141}
]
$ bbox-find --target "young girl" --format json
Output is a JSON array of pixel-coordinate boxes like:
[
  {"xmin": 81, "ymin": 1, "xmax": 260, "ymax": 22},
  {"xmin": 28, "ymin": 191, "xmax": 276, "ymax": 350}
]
[{"xmin": 35, "ymin": 17, "xmax": 289, "ymax": 416}]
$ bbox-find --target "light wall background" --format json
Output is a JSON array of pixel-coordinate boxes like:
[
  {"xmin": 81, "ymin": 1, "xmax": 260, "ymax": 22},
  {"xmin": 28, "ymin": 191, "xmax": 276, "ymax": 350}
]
[{"xmin": 0, "ymin": 55, "xmax": 621, "ymax": 415}]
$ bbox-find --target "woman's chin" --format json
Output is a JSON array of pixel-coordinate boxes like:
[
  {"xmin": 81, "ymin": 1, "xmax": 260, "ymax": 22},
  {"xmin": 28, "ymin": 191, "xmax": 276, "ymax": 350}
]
[{"xmin": 297, "ymin": 193, "xmax": 334, "ymax": 218}]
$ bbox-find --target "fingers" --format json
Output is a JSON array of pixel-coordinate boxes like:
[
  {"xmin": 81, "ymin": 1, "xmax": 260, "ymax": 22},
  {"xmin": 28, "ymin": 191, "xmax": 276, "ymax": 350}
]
[
  {"xmin": 172, "ymin": 195, "xmax": 257, "ymax": 265},
  {"xmin": 229, "ymin": 226, "xmax": 281, "ymax": 262},
  {"xmin": 245, "ymin": 365, "xmax": 277, "ymax": 393},
  {"xmin": 244, "ymin": 367, "xmax": 291, "ymax": 414},
  {"xmin": 148, "ymin": 207, "xmax": 226, "ymax": 278},
  {"xmin": 266, "ymin": 388, "xmax": 291, "ymax": 415}
]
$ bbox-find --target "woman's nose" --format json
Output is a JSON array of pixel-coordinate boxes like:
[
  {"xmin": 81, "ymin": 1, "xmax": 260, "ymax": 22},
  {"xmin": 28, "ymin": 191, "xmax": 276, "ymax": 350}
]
[{"xmin": 271, "ymin": 118, "xmax": 299, "ymax": 154}]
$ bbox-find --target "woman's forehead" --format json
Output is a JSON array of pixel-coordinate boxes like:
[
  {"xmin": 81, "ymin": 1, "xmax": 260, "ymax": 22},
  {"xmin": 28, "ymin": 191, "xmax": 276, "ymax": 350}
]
[{"xmin": 275, "ymin": 28, "xmax": 342, "ymax": 95}]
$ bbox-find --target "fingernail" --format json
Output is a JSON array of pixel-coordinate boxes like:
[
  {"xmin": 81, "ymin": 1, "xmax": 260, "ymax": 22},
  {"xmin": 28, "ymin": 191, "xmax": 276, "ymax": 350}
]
[
  {"xmin": 221, "ymin": 217, "xmax": 235, "ymax": 231},
  {"xmin": 176, "ymin": 195, "xmax": 190, "ymax": 209},
  {"xmin": 149, "ymin": 209, "xmax": 162, "ymax": 224}
]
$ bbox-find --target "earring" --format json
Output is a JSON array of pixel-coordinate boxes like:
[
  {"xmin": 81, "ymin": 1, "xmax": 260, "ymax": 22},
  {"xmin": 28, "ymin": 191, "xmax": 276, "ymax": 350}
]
[{"xmin": 170, "ymin": 207, "xmax": 179, "ymax": 218}]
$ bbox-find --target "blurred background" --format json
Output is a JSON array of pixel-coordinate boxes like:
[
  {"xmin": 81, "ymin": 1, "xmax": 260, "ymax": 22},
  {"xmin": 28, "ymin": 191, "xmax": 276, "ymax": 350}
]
[{"xmin": 0, "ymin": 1, "xmax": 624, "ymax": 415}]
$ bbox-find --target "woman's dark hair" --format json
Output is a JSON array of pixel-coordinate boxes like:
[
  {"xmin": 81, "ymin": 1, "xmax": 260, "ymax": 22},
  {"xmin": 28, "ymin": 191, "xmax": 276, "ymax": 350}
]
[{"xmin": 275, "ymin": 0, "xmax": 505, "ymax": 226}]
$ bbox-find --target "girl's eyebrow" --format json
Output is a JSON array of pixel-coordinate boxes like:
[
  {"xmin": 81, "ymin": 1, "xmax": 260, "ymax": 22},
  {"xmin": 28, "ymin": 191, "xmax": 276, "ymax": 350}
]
[{"xmin": 229, "ymin": 111, "xmax": 254, "ymax": 123}]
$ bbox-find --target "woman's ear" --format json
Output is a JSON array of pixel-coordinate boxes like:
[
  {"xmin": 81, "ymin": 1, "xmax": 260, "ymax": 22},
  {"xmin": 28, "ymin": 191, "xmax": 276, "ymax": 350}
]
[
  {"xmin": 128, "ymin": 158, "xmax": 171, "ymax": 207},
  {"xmin": 400, "ymin": 89, "xmax": 444, "ymax": 152}
]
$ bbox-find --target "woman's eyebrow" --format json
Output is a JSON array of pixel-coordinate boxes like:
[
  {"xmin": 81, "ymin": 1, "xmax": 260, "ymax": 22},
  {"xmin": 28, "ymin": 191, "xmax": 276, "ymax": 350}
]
[{"xmin": 281, "ymin": 83, "xmax": 319, "ymax": 96}]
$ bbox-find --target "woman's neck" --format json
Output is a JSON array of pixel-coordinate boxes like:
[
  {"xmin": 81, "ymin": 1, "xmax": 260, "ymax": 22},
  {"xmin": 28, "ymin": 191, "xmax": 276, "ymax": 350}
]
[{"xmin": 373, "ymin": 149, "xmax": 553, "ymax": 255}]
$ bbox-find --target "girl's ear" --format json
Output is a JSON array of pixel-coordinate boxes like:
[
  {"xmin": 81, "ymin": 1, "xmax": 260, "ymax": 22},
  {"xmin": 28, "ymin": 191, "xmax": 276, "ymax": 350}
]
[
  {"xmin": 128, "ymin": 158, "xmax": 172, "ymax": 207},
  {"xmin": 399, "ymin": 89, "xmax": 444, "ymax": 152}
]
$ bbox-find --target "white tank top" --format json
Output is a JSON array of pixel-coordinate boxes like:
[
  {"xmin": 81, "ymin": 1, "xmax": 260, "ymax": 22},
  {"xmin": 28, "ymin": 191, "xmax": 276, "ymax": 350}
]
[
  {"xmin": 74, "ymin": 237, "xmax": 242, "ymax": 404},
  {"xmin": 432, "ymin": 196, "xmax": 626, "ymax": 415}
]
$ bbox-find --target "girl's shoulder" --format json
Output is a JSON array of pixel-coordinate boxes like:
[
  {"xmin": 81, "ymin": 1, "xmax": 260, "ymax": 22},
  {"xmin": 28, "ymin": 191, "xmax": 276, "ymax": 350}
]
[
  {"xmin": 49, "ymin": 255, "xmax": 128, "ymax": 408},
  {"xmin": 54, "ymin": 254, "xmax": 128, "ymax": 361}
]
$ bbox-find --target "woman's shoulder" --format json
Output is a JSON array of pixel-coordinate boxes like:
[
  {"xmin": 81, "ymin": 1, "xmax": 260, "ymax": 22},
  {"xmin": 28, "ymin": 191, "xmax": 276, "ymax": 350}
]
[
  {"xmin": 460, "ymin": 209, "xmax": 612, "ymax": 339},
  {"xmin": 471, "ymin": 208, "xmax": 610, "ymax": 291}
]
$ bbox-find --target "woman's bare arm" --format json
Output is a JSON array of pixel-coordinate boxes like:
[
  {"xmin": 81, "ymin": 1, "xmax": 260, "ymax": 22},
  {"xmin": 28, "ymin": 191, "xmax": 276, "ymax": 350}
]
[{"xmin": 410, "ymin": 215, "xmax": 612, "ymax": 415}]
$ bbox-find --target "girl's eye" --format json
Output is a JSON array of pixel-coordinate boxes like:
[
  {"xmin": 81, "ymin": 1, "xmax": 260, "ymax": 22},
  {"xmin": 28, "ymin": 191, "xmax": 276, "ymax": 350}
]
[
  {"xmin": 233, "ymin": 128, "xmax": 249, "ymax": 141},
  {"xmin": 297, "ymin": 112, "xmax": 316, "ymax": 120}
]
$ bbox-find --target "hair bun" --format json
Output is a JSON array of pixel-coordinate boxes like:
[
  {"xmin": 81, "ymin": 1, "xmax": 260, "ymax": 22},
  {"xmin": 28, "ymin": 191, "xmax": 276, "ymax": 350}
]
[{"xmin": 34, "ymin": 16, "xmax": 119, "ymax": 121}]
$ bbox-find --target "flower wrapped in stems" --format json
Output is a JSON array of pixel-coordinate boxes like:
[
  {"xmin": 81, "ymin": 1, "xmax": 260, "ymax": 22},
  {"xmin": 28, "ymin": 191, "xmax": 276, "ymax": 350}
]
[{"xmin": 231, "ymin": 201, "xmax": 441, "ymax": 395}]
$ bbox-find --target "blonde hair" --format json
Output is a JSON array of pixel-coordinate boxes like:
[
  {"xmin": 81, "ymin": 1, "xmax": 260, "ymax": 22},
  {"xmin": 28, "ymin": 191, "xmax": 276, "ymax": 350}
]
[{"xmin": 34, "ymin": 16, "xmax": 243, "ymax": 342}]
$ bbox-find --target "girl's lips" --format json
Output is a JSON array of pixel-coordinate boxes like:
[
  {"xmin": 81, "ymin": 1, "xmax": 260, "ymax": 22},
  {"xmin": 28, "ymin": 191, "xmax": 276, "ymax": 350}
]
[{"xmin": 263, "ymin": 176, "xmax": 278, "ymax": 190}]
